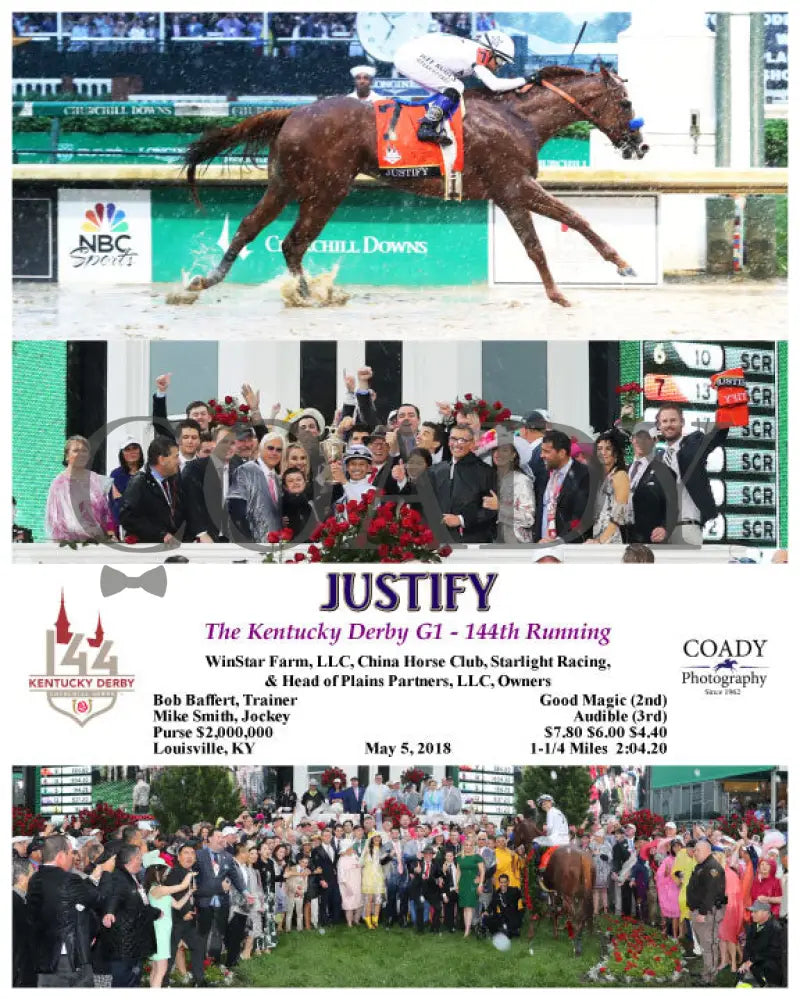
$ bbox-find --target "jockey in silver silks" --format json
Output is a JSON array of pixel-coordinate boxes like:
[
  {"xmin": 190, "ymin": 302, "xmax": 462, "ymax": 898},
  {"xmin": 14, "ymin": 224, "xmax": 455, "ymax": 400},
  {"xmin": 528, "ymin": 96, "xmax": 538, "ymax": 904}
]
[{"xmin": 393, "ymin": 30, "xmax": 526, "ymax": 145}]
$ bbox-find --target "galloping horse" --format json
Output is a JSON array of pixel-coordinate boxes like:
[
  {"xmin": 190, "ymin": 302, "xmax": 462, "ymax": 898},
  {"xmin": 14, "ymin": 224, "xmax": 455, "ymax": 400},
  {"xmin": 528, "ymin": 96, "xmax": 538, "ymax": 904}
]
[
  {"xmin": 513, "ymin": 816, "xmax": 594, "ymax": 956},
  {"xmin": 185, "ymin": 65, "xmax": 648, "ymax": 306}
]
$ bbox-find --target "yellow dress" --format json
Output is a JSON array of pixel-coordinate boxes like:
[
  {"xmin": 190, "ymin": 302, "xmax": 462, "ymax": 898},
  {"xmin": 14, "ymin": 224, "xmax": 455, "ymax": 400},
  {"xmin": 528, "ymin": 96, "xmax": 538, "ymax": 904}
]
[
  {"xmin": 493, "ymin": 846, "xmax": 521, "ymax": 889},
  {"xmin": 671, "ymin": 848, "xmax": 697, "ymax": 919},
  {"xmin": 360, "ymin": 847, "xmax": 385, "ymax": 896}
]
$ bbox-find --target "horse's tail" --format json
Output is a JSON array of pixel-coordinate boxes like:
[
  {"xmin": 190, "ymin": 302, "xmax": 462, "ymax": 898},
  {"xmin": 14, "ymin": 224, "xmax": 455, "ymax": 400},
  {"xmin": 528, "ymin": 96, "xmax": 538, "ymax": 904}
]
[{"xmin": 185, "ymin": 108, "xmax": 294, "ymax": 208}]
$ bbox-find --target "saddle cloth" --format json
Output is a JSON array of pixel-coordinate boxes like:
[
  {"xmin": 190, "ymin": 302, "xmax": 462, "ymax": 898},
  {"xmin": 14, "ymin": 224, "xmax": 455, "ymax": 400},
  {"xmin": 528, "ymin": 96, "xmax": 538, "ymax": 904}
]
[
  {"xmin": 374, "ymin": 99, "xmax": 464, "ymax": 182},
  {"xmin": 538, "ymin": 846, "xmax": 557, "ymax": 871}
]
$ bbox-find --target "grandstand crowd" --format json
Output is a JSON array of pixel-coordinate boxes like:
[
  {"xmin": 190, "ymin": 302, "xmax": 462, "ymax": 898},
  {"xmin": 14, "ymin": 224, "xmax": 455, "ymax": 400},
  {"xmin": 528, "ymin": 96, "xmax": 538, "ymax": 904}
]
[{"xmin": 13, "ymin": 12, "xmax": 496, "ymax": 50}]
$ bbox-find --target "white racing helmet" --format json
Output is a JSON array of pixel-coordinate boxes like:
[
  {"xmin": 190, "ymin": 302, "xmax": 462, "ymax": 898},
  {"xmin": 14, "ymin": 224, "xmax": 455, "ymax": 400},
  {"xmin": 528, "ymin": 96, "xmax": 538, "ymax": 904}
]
[{"xmin": 475, "ymin": 30, "xmax": 516, "ymax": 66}]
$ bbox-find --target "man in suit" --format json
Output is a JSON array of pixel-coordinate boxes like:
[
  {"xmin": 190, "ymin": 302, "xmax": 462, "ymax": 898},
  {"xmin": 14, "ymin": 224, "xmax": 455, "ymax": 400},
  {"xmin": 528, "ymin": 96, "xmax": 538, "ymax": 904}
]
[
  {"xmin": 409, "ymin": 845, "xmax": 444, "ymax": 932},
  {"xmin": 655, "ymin": 404, "xmax": 729, "ymax": 546},
  {"xmin": 426, "ymin": 425, "xmax": 496, "ymax": 543},
  {"xmin": 311, "ymin": 828, "xmax": 341, "ymax": 925},
  {"xmin": 119, "ymin": 436, "xmax": 184, "ymax": 543},
  {"xmin": 13, "ymin": 856, "xmax": 36, "ymax": 987},
  {"xmin": 518, "ymin": 410, "xmax": 549, "ymax": 496},
  {"xmin": 484, "ymin": 873, "xmax": 524, "ymax": 936},
  {"xmin": 194, "ymin": 829, "xmax": 246, "ymax": 964},
  {"xmin": 181, "ymin": 425, "xmax": 244, "ymax": 542},
  {"xmin": 628, "ymin": 429, "xmax": 675, "ymax": 544},
  {"xmin": 152, "ymin": 372, "xmax": 214, "ymax": 437},
  {"xmin": 225, "ymin": 431, "xmax": 284, "ymax": 542},
  {"xmin": 27, "ymin": 834, "xmax": 108, "ymax": 987},
  {"xmin": 534, "ymin": 429, "xmax": 591, "ymax": 542},
  {"xmin": 440, "ymin": 849, "xmax": 460, "ymax": 931},
  {"xmin": 342, "ymin": 776, "xmax": 366, "ymax": 816},
  {"xmin": 100, "ymin": 844, "xmax": 162, "ymax": 988}
]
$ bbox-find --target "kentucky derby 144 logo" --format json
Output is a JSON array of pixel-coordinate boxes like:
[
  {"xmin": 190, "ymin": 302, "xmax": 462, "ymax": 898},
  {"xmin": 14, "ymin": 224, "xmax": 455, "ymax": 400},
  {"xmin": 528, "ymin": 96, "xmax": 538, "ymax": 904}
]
[
  {"xmin": 680, "ymin": 637, "xmax": 769, "ymax": 696},
  {"xmin": 28, "ymin": 590, "xmax": 135, "ymax": 726}
]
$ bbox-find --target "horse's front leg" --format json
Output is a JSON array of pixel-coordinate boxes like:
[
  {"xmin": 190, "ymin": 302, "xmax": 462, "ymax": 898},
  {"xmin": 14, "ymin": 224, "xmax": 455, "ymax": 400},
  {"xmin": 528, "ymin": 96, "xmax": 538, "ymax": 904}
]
[
  {"xmin": 187, "ymin": 186, "xmax": 288, "ymax": 291},
  {"xmin": 522, "ymin": 178, "xmax": 637, "ymax": 277},
  {"xmin": 496, "ymin": 200, "xmax": 571, "ymax": 307}
]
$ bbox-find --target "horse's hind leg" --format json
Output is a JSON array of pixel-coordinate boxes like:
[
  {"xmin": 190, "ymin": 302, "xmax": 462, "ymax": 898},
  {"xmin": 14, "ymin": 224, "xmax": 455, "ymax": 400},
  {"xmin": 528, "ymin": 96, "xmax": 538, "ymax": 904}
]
[
  {"xmin": 188, "ymin": 186, "xmax": 289, "ymax": 291},
  {"xmin": 497, "ymin": 201, "xmax": 571, "ymax": 307},
  {"xmin": 521, "ymin": 178, "xmax": 636, "ymax": 277},
  {"xmin": 280, "ymin": 187, "xmax": 349, "ymax": 298}
]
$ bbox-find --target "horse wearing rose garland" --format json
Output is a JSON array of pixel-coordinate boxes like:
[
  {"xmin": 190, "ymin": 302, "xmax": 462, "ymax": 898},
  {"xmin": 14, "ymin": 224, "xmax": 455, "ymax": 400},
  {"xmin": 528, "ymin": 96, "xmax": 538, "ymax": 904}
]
[{"xmin": 513, "ymin": 817, "xmax": 594, "ymax": 956}]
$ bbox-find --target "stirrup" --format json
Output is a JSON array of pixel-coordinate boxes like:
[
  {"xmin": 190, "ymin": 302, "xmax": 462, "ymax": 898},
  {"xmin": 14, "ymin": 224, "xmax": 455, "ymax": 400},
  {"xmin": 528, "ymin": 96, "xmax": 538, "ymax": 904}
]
[{"xmin": 417, "ymin": 122, "xmax": 452, "ymax": 146}]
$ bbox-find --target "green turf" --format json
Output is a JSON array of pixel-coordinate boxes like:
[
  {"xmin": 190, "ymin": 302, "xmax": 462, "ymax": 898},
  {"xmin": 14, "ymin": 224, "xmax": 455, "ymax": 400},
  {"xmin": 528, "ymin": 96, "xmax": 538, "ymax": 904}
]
[{"xmin": 238, "ymin": 921, "xmax": 609, "ymax": 988}]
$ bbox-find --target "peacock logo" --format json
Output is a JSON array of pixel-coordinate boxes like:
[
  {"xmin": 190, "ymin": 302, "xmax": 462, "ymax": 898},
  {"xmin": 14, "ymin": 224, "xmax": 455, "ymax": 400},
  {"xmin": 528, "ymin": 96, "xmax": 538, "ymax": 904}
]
[
  {"xmin": 80, "ymin": 202, "xmax": 129, "ymax": 234},
  {"xmin": 71, "ymin": 200, "xmax": 138, "ymax": 269}
]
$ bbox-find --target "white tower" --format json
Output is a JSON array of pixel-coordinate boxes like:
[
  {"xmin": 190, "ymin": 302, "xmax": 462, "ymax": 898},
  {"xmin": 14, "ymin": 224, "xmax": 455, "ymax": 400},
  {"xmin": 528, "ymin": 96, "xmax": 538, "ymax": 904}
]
[{"xmin": 590, "ymin": 12, "xmax": 716, "ymax": 271}]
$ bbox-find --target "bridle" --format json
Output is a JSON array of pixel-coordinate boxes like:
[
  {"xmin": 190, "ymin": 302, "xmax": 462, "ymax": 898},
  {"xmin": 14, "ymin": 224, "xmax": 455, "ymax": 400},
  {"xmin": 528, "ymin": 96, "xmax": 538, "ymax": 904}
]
[{"xmin": 527, "ymin": 71, "xmax": 647, "ymax": 158}]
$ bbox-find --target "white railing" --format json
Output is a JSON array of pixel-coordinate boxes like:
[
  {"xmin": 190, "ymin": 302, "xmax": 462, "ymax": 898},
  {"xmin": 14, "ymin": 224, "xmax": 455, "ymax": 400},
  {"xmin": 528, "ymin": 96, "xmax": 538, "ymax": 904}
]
[{"xmin": 13, "ymin": 76, "xmax": 113, "ymax": 97}]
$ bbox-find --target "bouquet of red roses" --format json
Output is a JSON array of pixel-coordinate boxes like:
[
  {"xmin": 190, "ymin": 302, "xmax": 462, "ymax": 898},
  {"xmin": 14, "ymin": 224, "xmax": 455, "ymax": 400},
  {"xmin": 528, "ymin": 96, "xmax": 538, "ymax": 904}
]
[
  {"xmin": 208, "ymin": 394, "xmax": 251, "ymax": 427},
  {"xmin": 453, "ymin": 393, "xmax": 513, "ymax": 429},
  {"xmin": 400, "ymin": 767, "xmax": 428, "ymax": 787},
  {"xmin": 321, "ymin": 767, "xmax": 347, "ymax": 788},
  {"xmin": 294, "ymin": 491, "xmax": 452, "ymax": 564},
  {"xmin": 382, "ymin": 796, "xmax": 417, "ymax": 827}
]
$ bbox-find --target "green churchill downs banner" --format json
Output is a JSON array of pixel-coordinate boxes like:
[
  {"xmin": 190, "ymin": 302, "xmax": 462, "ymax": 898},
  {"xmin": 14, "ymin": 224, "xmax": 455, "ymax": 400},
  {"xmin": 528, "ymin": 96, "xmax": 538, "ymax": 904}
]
[{"xmin": 151, "ymin": 186, "xmax": 489, "ymax": 286}]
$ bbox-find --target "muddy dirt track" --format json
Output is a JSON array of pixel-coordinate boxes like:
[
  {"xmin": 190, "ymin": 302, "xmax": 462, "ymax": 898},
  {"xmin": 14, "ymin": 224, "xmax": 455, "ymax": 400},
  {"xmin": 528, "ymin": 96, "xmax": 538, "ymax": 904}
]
[{"xmin": 13, "ymin": 276, "xmax": 786, "ymax": 340}]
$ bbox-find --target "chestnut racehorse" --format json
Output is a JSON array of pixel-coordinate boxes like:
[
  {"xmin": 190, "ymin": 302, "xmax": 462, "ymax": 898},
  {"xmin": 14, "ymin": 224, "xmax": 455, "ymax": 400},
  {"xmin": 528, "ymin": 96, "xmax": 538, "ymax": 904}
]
[
  {"xmin": 185, "ymin": 65, "xmax": 648, "ymax": 307},
  {"xmin": 513, "ymin": 816, "xmax": 594, "ymax": 956}
]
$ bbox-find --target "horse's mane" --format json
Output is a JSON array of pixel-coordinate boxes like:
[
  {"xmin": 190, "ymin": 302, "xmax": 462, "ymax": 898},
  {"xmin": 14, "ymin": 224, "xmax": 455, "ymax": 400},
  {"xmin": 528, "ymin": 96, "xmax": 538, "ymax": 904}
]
[
  {"xmin": 467, "ymin": 65, "xmax": 596, "ymax": 108},
  {"xmin": 535, "ymin": 65, "xmax": 590, "ymax": 81}
]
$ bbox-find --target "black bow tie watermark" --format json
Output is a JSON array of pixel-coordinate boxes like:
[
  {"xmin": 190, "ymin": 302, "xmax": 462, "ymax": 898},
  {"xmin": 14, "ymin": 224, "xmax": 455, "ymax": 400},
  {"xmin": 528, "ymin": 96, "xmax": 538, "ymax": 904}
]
[{"xmin": 100, "ymin": 565, "xmax": 168, "ymax": 598}]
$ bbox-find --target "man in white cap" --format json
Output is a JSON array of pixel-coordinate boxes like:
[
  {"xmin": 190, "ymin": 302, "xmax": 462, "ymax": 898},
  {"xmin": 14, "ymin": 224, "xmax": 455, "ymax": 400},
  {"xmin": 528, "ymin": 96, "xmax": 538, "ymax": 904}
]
[{"xmin": 348, "ymin": 65, "xmax": 382, "ymax": 103}]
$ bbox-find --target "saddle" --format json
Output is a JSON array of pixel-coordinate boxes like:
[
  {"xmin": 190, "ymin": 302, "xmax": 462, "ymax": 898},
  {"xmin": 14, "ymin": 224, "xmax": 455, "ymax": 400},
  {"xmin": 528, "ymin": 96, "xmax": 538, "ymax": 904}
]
[{"xmin": 373, "ymin": 98, "xmax": 464, "ymax": 201}]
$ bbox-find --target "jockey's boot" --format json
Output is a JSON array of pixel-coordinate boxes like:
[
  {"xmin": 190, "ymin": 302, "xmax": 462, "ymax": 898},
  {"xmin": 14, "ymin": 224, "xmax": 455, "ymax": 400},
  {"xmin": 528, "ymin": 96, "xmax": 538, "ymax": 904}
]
[
  {"xmin": 417, "ymin": 106, "xmax": 452, "ymax": 146},
  {"xmin": 416, "ymin": 88, "xmax": 461, "ymax": 146}
]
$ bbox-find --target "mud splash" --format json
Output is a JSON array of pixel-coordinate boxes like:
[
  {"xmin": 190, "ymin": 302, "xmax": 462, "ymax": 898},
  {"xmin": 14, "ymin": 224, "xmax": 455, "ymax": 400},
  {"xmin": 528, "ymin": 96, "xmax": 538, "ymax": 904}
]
[{"xmin": 279, "ymin": 267, "xmax": 350, "ymax": 308}]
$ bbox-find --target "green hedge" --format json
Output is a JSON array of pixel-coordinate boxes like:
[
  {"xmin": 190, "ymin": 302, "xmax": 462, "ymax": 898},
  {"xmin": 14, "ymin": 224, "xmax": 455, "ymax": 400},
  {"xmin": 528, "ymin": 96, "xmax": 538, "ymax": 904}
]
[
  {"xmin": 764, "ymin": 119, "xmax": 787, "ymax": 167},
  {"xmin": 13, "ymin": 103, "xmax": 594, "ymax": 141}
]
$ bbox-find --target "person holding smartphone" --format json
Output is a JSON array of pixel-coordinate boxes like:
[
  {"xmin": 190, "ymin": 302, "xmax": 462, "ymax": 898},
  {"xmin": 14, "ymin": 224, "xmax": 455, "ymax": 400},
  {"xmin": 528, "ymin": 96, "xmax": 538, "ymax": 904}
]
[{"xmin": 163, "ymin": 842, "xmax": 206, "ymax": 987}]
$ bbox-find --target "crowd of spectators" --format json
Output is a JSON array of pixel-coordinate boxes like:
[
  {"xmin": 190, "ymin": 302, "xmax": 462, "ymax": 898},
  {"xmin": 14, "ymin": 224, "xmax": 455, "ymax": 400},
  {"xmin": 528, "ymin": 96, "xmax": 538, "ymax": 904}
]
[
  {"xmin": 14, "ymin": 13, "xmax": 494, "ymax": 53},
  {"xmin": 12, "ymin": 772, "xmax": 788, "ymax": 988},
  {"xmin": 34, "ymin": 363, "xmax": 736, "ymax": 558}
]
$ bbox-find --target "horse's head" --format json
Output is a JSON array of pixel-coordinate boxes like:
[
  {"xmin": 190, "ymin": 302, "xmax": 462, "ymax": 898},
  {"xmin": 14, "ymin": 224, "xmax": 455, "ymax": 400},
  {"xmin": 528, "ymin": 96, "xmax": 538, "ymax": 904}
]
[{"xmin": 591, "ymin": 65, "xmax": 649, "ymax": 160}]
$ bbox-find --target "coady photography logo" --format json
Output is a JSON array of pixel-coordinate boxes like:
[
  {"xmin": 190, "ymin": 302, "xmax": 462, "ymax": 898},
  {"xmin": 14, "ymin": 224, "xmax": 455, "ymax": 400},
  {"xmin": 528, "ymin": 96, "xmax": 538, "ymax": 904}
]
[
  {"xmin": 69, "ymin": 201, "xmax": 138, "ymax": 269},
  {"xmin": 28, "ymin": 590, "xmax": 135, "ymax": 726},
  {"xmin": 680, "ymin": 637, "xmax": 769, "ymax": 696}
]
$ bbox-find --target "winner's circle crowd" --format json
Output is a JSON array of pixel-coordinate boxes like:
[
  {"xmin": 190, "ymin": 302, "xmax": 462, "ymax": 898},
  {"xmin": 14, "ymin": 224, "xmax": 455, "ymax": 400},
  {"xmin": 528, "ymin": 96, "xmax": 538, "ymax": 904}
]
[{"xmin": 12, "ymin": 774, "xmax": 787, "ymax": 988}]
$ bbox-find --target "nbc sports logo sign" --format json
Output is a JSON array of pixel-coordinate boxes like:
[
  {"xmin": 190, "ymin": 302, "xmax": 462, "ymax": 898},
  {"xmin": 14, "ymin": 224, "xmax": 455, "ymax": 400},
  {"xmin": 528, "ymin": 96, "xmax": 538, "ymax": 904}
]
[{"xmin": 58, "ymin": 188, "xmax": 152, "ymax": 284}]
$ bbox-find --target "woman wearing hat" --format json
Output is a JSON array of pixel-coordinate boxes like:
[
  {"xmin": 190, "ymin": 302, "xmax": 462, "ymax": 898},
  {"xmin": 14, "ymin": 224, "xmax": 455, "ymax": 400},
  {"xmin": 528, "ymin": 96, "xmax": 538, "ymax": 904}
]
[
  {"xmin": 337, "ymin": 841, "xmax": 363, "ymax": 927},
  {"xmin": 481, "ymin": 436, "xmax": 535, "ymax": 543},
  {"xmin": 143, "ymin": 855, "xmax": 193, "ymax": 988},
  {"xmin": 422, "ymin": 779, "xmax": 444, "ymax": 817},
  {"xmin": 360, "ymin": 832, "xmax": 386, "ymax": 929}
]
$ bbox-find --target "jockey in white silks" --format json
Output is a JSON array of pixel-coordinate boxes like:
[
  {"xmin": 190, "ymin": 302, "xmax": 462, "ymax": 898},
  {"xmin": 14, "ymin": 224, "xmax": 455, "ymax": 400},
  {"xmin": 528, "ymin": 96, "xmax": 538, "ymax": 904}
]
[
  {"xmin": 393, "ymin": 30, "xmax": 527, "ymax": 145},
  {"xmin": 531, "ymin": 794, "xmax": 570, "ymax": 847}
]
